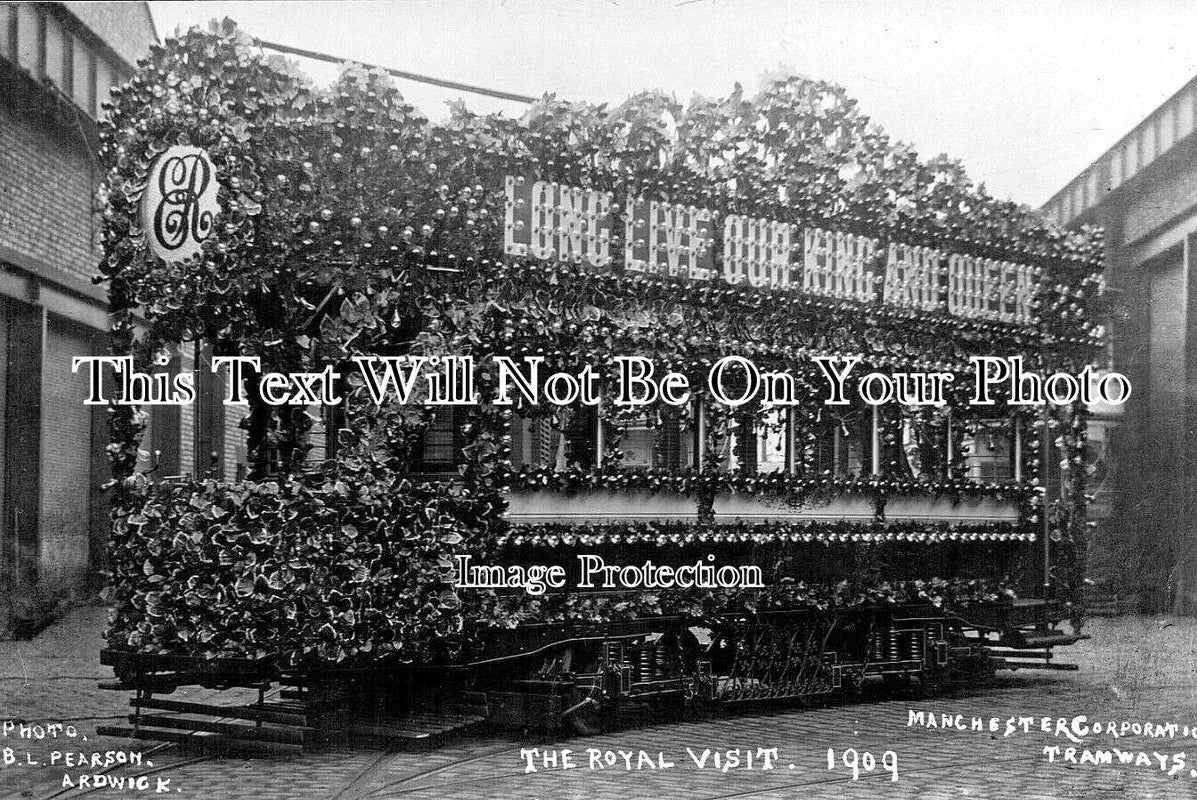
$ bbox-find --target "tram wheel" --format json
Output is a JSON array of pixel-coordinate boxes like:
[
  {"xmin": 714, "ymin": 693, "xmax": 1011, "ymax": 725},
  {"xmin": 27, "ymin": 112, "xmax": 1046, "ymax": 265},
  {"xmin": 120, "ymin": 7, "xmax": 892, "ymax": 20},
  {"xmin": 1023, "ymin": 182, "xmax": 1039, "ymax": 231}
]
[
  {"xmin": 570, "ymin": 704, "xmax": 604, "ymax": 736},
  {"xmin": 566, "ymin": 684, "xmax": 609, "ymax": 736}
]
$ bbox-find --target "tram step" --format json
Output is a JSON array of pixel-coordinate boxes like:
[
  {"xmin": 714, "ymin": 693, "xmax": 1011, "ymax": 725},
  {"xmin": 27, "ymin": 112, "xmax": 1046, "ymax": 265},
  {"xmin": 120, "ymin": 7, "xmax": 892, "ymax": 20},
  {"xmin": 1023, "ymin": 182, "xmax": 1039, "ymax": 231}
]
[
  {"xmin": 133, "ymin": 697, "xmax": 308, "ymax": 727},
  {"xmin": 97, "ymin": 725, "xmax": 303, "ymax": 756},
  {"xmin": 129, "ymin": 714, "xmax": 310, "ymax": 744},
  {"xmin": 346, "ymin": 709, "xmax": 486, "ymax": 746}
]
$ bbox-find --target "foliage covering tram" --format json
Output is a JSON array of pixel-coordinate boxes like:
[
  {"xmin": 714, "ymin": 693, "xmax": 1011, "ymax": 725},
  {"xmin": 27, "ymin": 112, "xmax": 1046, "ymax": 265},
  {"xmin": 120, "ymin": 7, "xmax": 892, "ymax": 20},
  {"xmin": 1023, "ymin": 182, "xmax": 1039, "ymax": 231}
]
[{"xmin": 96, "ymin": 22, "xmax": 1106, "ymax": 741}]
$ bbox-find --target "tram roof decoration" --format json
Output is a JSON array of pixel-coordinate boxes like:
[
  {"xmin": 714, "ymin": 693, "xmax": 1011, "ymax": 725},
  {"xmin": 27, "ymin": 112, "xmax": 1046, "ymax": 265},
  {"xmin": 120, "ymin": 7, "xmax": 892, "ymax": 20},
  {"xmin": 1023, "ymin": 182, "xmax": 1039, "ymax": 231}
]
[
  {"xmin": 503, "ymin": 176, "xmax": 1039, "ymax": 323},
  {"xmin": 96, "ymin": 22, "xmax": 1101, "ymax": 667},
  {"xmin": 97, "ymin": 20, "xmax": 1104, "ymax": 354}
]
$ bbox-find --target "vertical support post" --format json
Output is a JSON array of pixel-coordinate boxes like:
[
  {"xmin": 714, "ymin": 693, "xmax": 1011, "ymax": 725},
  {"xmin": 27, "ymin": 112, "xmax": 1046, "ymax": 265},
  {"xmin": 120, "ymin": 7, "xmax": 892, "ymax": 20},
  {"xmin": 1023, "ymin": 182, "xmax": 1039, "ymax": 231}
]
[
  {"xmin": 832, "ymin": 422, "xmax": 842, "ymax": 476},
  {"xmin": 786, "ymin": 408, "xmax": 797, "ymax": 474},
  {"xmin": 870, "ymin": 405, "xmax": 880, "ymax": 475},
  {"xmin": 1042, "ymin": 404, "xmax": 1052, "ymax": 599},
  {"xmin": 945, "ymin": 410, "xmax": 953, "ymax": 478},
  {"xmin": 256, "ymin": 684, "xmax": 265, "ymax": 730},
  {"xmin": 133, "ymin": 675, "xmax": 144, "ymax": 736},
  {"xmin": 150, "ymin": 345, "xmax": 182, "ymax": 476},
  {"xmin": 1180, "ymin": 232, "xmax": 1197, "ymax": 613},
  {"xmin": 194, "ymin": 342, "xmax": 225, "ymax": 479},
  {"xmin": 594, "ymin": 399, "xmax": 604, "ymax": 468},
  {"xmin": 1013, "ymin": 418, "xmax": 1023, "ymax": 483}
]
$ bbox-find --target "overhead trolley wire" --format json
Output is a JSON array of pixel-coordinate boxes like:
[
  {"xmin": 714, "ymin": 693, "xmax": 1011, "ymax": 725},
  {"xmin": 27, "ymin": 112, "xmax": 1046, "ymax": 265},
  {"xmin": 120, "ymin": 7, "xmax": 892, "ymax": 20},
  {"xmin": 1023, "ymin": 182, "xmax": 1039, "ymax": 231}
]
[{"xmin": 252, "ymin": 38, "xmax": 539, "ymax": 104}]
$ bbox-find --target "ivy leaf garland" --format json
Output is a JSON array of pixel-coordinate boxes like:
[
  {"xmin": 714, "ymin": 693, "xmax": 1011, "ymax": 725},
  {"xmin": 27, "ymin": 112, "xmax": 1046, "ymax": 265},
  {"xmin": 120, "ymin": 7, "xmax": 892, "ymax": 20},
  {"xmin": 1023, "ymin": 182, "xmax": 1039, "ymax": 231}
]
[{"xmin": 98, "ymin": 22, "xmax": 1100, "ymax": 665}]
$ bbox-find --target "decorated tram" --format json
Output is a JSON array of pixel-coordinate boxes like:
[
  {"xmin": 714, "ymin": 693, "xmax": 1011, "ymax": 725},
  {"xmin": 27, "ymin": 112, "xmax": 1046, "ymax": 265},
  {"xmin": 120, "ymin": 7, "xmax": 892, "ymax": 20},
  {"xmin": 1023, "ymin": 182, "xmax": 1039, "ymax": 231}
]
[{"xmin": 95, "ymin": 23, "xmax": 1108, "ymax": 750}]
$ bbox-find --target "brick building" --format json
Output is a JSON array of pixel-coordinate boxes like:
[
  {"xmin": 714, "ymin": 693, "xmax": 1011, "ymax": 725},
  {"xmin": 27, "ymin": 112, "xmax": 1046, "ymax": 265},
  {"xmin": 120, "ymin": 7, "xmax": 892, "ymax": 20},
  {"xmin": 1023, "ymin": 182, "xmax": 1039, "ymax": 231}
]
[
  {"xmin": 0, "ymin": 3, "xmax": 159, "ymax": 631},
  {"xmin": 1043, "ymin": 75, "xmax": 1197, "ymax": 612}
]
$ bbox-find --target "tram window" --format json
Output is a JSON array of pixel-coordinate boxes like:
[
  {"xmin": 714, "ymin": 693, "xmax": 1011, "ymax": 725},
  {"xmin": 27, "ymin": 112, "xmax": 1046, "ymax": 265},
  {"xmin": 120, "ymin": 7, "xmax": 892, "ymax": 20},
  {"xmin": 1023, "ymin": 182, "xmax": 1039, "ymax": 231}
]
[
  {"xmin": 511, "ymin": 413, "xmax": 563, "ymax": 470},
  {"xmin": 414, "ymin": 406, "xmax": 467, "ymax": 473},
  {"xmin": 563, "ymin": 405, "xmax": 599, "ymax": 469},
  {"xmin": 808, "ymin": 407, "xmax": 869, "ymax": 477},
  {"xmin": 756, "ymin": 406, "xmax": 788, "ymax": 474},
  {"xmin": 616, "ymin": 412, "xmax": 694, "ymax": 471},
  {"xmin": 808, "ymin": 413, "xmax": 834, "ymax": 475},
  {"xmin": 620, "ymin": 417, "xmax": 656, "ymax": 469},
  {"xmin": 660, "ymin": 411, "xmax": 694, "ymax": 471},
  {"xmin": 713, "ymin": 407, "xmax": 787, "ymax": 474},
  {"xmin": 893, "ymin": 410, "xmax": 941, "ymax": 480},
  {"xmin": 509, "ymin": 406, "xmax": 600, "ymax": 470},
  {"xmin": 714, "ymin": 414, "xmax": 743, "ymax": 472},
  {"xmin": 842, "ymin": 412, "xmax": 868, "ymax": 476},
  {"xmin": 304, "ymin": 363, "xmax": 351, "ymax": 468},
  {"xmin": 306, "ymin": 403, "xmax": 328, "ymax": 465},
  {"xmin": 962, "ymin": 420, "xmax": 1014, "ymax": 482}
]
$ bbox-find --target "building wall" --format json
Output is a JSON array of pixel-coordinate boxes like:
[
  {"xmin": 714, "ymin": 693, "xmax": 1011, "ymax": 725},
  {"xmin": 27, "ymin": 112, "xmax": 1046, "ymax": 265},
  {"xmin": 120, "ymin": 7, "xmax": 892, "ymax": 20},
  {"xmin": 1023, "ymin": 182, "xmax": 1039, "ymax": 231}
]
[
  {"xmin": 0, "ymin": 2, "xmax": 254, "ymax": 628},
  {"xmin": 1075, "ymin": 140, "xmax": 1197, "ymax": 612},
  {"xmin": 0, "ymin": 1, "xmax": 156, "ymax": 629},
  {"xmin": 1042, "ymin": 76, "xmax": 1197, "ymax": 603},
  {"xmin": 0, "ymin": 98, "xmax": 98, "ymax": 287},
  {"xmin": 1122, "ymin": 149, "xmax": 1197, "ymax": 244},
  {"xmin": 40, "ymin": 314, "xmax": 101, "ymax": 591}
]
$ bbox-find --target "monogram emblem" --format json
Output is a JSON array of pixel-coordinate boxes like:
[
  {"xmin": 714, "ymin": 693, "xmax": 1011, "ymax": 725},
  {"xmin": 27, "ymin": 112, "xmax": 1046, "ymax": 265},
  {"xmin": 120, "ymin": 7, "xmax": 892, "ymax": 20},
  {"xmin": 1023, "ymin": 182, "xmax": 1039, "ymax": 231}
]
[{"xmin": 142, "ymin": 146, "xmax": 220, "ymax": 264}]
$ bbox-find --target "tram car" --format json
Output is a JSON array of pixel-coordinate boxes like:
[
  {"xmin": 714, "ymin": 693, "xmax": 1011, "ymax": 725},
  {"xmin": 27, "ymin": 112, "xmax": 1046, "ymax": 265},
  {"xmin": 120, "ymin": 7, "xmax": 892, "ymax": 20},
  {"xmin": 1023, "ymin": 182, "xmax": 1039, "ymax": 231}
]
[{"xmin": 94, "ymin": 24, "xmax": 1106, "ymax": 750}]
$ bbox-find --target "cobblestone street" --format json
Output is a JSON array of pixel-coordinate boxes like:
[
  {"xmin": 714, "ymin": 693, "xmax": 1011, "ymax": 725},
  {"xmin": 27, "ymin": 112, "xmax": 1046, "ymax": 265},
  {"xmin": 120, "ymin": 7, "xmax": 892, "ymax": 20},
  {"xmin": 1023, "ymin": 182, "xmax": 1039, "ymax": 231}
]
[{"xmin": 3, "ymin": 606, "xmax": 1197, "ymax": 799}]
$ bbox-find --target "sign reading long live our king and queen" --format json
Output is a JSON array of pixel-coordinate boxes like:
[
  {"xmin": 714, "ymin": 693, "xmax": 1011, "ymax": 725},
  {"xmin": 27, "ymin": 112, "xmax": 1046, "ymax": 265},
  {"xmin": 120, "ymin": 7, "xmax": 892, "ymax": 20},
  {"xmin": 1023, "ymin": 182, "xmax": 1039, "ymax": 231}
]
[
  {"xmin": 503, "ymin": 175, "xmax": 1039, "ymax": 324},
  {"xmin": 141, "ymin": 145, "xmax": 221, "ymax": 265}
]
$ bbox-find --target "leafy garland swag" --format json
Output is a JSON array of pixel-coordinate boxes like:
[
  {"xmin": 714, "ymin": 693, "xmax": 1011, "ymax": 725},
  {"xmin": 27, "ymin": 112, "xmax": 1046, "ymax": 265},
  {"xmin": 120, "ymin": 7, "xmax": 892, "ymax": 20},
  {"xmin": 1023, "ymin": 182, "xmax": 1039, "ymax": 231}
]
[{"xmin": 98, "ymin": 22, "xmax": 1099, "ymax": 665}]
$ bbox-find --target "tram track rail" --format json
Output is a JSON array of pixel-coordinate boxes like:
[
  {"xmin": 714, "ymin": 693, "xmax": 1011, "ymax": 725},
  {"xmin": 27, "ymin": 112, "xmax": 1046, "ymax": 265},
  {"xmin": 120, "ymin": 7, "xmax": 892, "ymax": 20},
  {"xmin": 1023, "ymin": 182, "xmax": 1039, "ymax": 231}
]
[
  {"xmin": 26, "ymin": 679, "xmax": 1079, "ymax": 800},
  {"xmin": 26, "ymin": 713, "xmax": 1090, "ymax": 800},
  {"xmin": 358, "ymin": 750, "xmax": 1040, "ymax": 800}
]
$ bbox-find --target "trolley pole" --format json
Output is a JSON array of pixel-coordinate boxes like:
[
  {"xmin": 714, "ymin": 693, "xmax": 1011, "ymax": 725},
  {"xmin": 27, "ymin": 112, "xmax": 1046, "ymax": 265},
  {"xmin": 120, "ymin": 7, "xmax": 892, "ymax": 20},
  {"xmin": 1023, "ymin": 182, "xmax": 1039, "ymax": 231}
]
[{"xmin": 1041, "ymin": 403, "xmax": 1052, "ymax": 602}]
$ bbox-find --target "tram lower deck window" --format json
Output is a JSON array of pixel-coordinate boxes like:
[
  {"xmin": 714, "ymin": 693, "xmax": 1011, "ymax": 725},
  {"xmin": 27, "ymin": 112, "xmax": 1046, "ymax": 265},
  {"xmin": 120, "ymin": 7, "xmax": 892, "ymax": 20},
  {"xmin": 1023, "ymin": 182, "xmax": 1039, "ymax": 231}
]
[
  {"xmin": 414, "ymin": 406, "xmax": 467, "ymax": 473},
  {"xmin": 619, "ymin": 420, "xmax": 656, "ymax": 469},
  {"xmin": 511, "ymin": 406, "xmax": 599, "ymax": 470},
  {"xmin": 963, "ymin": 420, "xmax": 1015, "ymax": 482},
  {"xmin": 712, "ymin": 406, "xmax": 791, "ymax": 474},
  {"xmin": 808, "ymin": 408, "xmax": 870, "ymax": 478},
  {"xmin": 616, "ymin": 413, "xmax": 694, "ymax": 470},
  {"xmin": 756, "ymin": 407, "xmax": 789, "ymax": 474},
  {"xmin": 511, "ymin": 415, "xmax": 562, "ymax": 469}
]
